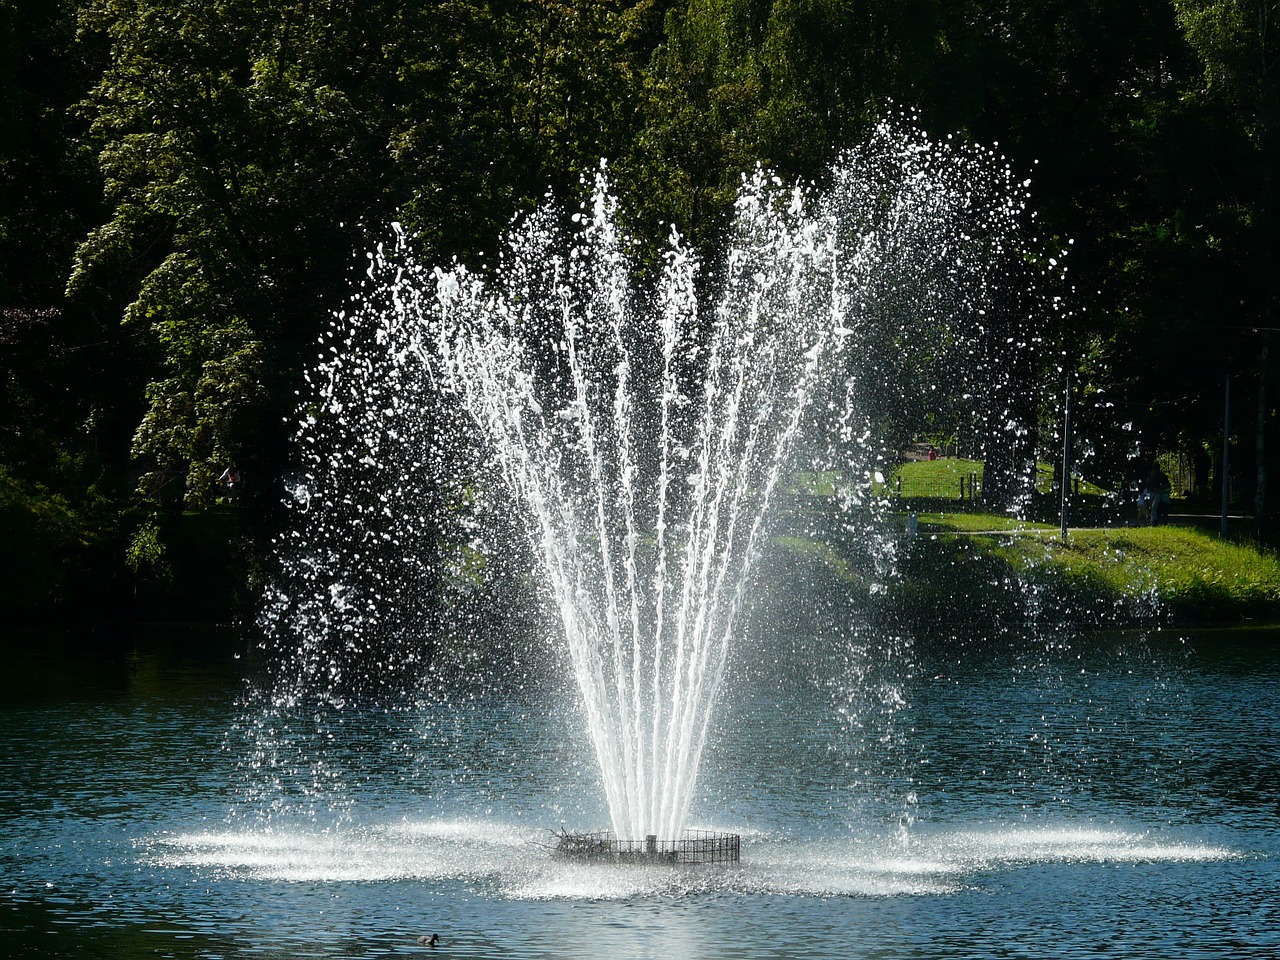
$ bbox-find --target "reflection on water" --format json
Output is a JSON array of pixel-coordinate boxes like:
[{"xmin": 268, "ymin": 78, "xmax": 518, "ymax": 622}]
[{"xmin": 1, "ymin": 626, "xmax": 1278, "ymax": 959}]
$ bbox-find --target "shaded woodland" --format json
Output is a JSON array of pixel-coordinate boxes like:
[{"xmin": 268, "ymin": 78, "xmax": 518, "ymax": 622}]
[{"xmin": 3, "ymin": 0, "xmax": 1278, "ymax": 623}]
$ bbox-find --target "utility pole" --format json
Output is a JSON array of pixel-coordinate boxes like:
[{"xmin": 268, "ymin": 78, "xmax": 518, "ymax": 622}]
[
  {"xmin": 1060, "ymin": 372, "xmax": 1071, "ymax": 542},
  {"xmin": 1221, "ymin": 376, "xmax": 1231, "ymax": 538}
]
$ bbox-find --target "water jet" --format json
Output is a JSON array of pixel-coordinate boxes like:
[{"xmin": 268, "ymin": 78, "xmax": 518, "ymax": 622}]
[{"xmin": 265, "ymin": 116, "xmax": 1050, "ymax": 848}]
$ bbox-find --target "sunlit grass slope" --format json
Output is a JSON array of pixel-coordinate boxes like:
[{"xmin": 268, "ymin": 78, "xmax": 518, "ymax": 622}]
[{"xmin": 922, "ymin": 514, "xmax": 1280, "ymax": 623}]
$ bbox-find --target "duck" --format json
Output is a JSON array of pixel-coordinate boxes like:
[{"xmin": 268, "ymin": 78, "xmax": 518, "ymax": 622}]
[{"xmin": 417, "ymin": 933, "xmax": 440, "ymax": 948}]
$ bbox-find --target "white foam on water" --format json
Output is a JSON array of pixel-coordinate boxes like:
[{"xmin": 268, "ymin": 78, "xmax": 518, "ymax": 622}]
[
  {"xmin": 382, "ymin": 817, "xmax": 529, "ymax": 845},
  {"xmin": 148, "ymin": 819, "xmax": 1235, "ymax": 894},
  {"xmin": 932, "ymin": 824, "xmax": 1238, "ymax": 867},
  {"xmin": 501, "ymin": 862, "xmax": 683, "ymax": 901},
  {"xmin": 148, "ymin": 819, "xmax": 541, "ymax": 883}
]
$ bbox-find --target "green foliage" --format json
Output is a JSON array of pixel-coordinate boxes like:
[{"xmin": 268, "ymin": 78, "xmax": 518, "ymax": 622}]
[
  {"xmin": 69, "ymin": 0, "xmax": 668, "ymax": 518},
  {"xmin": 1174, "ymin": 0, "xmax": 1280, "ymax": 134},
  {"xmin": 0, "ymin": 459, "xmax": 121, "ymax": 615},
  {"xmin": 1086, "ymin": 1, "xmax": 1280, "ymax": 517},
  {"xmin": 72, "ymin": 0, "xmax": 408, "ymax": 517},
  {"xmin": 642, "ymin": 0, "xmax": 946, "ymax": 240},
  {"xmin": 0, "ymin": 0, "xmax": 102, "ymax": 307},
  {"xmin": 0, "ymin": 464, "xmax": 78, "ymax": 598},
  {"xmin": 8, "ymin": 0, "xmax": 1280, "ymax": 620},
  {"xmin": 124, "ymin": 517, "xmax": 169, "ymax": 581}
]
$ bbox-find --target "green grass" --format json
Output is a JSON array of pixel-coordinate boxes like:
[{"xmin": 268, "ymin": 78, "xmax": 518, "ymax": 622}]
[
  {"xmin": 892, "ymin": 457, "xmax": 982, "ymax": 498},
  {"xmin": 916, "ymin": 510, "xmax": 1058, "ymax": 533},
  {"xmin": 918, "ymin": 512, "xmax": 1280, "ymax": 622},
  {"xmin": 771, "ymin": 498, "xmax": 1280, "ymax": 626},
  {"xmin": 790, "ymin": 460, "xmax": 1009, "ymax": 500},
  {"xmin": 784, "ymin": 468, "xmax": 1280, "ymax": 623},
  {"xmin": 896, "ymin": 457, "xmax": 983, "ymax": 482},
  {"xmin": 890, "ymin": 458, "xmax": 1110, "ymax": 499},
  {"xmin": 789, "ymin": 460, "xmax": 1111, "ymax": 502},
  {"xmin": 787, "ymin": 471, "xmax": 844, "ymax": 497}
]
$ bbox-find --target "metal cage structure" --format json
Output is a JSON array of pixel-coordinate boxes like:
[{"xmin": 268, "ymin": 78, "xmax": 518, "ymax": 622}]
[{"xmin": 549, "ymin": 829, "xmax": 740, "ymax": 865}]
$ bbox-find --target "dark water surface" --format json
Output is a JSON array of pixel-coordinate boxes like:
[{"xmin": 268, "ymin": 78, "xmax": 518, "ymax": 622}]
[{"xmin": 2, "ymin": 625, "xmax": 1277, "ymax": 959}]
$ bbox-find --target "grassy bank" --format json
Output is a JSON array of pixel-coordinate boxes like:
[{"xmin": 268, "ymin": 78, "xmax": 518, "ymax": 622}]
[
  {"xmin": 767, "ymin": 490, "xmax": 1280, "ymax": 631},
  {"xmin": 916, "ymin": 512, "xmax": 1280, "ymax": 624}
]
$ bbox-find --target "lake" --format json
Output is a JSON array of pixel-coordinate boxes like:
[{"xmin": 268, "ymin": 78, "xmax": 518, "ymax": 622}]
[{"xmin": 2, "ymin": 623, "xmax": 1277, "ymax": 958}]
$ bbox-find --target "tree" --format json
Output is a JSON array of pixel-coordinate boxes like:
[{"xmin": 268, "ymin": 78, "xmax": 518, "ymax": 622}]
[
  {"xmin": 642, "ymin": 0, "xmax": 949, "ymax": 245},
  {"xmin": 68, "ymin": 0, "xmax": 675, "ymax": 610},
  {"xmin": 918, "ymin": 2, "xmax": 1251, "ymax": 505},
  {"xmin": 71, "ymin": 0, "xmax": 446, "ymax": 572},
  {"xmin": 1172, "ymin": 0, "xmax": 1280, "ymax": 530},
  {"xmin": 0, "ymin": 0, "xmax": 142, "ymax": 622}
]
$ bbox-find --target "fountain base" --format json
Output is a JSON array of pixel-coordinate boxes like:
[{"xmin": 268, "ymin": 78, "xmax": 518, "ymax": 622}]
[{"xmin": 548, "ymin": 829, "xmax": 741, "ymax": 865}]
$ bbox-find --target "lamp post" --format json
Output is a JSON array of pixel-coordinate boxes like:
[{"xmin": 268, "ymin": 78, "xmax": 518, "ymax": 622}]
[
  {"xmin": 1060, "ymin": 372, "xmax": 1071, "ymax": 542},
  {"xmin": 1221, "ymin": 376, "xmax": 1231, "ymax": 538}
]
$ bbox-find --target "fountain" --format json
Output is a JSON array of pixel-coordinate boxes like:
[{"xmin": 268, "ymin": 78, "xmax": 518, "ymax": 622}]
[
  {"xmin": 10, "ymin": 121, "xmax": 1271, "ymax": 960},
  {"xmin": 256, "ymin": 116, "xmax": 1053, "ymax": 849}
]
